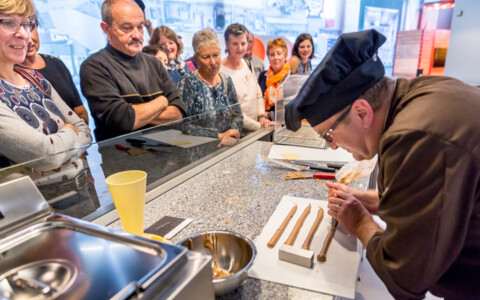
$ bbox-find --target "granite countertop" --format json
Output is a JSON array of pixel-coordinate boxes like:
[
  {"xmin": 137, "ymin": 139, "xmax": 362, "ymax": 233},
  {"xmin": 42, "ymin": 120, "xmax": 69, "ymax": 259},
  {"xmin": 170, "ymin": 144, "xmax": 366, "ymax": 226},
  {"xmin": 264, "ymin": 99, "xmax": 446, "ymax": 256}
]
[{"xmin": 108, "ymin": 141, "xmax": 367, "ymax": 299}]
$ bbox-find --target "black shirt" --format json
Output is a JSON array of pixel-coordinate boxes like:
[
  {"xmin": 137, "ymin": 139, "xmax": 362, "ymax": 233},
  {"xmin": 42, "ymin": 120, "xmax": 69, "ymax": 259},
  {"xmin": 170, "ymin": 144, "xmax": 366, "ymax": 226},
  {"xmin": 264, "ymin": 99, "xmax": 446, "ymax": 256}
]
[
  {"xmin": 80, "ymin": 44, "xmax": 186, "ymax": 141},
  {"xmin": 18, "ymin": 54, "xmax": 83, "ymax": 110},
  {"xmin": 258, "ymin": 70, "xmax": 267, "ymax": 94}
]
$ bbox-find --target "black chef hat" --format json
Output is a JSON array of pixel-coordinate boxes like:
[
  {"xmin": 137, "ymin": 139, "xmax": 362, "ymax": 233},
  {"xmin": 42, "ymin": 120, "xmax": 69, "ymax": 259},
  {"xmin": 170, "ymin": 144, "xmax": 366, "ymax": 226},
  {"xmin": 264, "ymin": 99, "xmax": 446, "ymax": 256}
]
[{"xmin": 285, "ymin": 29, "xmax": 386, "ymax": 132}]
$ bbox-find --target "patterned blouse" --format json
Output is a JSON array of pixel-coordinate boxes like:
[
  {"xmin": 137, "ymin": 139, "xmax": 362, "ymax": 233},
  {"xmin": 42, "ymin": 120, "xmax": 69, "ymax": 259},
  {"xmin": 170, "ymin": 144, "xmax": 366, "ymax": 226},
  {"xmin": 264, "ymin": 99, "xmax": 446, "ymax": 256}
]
[
  {"xmin": 296, "ymin": 59, "xmax": 313, "ymax": 75},
  {"xmin": 167, "ymin": 59, "xmax": 191, "ymax": 85},
  {"xmin": 0, "ymin": 70, "xmax": 91, "ymax": 168},
  {"xmin": 0, "ymin": 75, "xmax": 67, "ymax": 134},
  {"xmin": 177, "ymin": 72, "xmax": 243, "ymax": 138}
]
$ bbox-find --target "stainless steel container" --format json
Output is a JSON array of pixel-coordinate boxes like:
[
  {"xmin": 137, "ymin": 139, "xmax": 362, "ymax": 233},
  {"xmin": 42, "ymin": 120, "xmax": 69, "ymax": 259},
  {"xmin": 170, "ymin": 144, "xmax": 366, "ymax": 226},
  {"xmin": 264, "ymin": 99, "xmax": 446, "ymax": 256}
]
[
  {"xmin": 0, "ymin": 176, "xmax": 214, "ymax": 299},
  {"xmin": 178, "ymin": 230, "xmax": 256, "ymax": 296}
]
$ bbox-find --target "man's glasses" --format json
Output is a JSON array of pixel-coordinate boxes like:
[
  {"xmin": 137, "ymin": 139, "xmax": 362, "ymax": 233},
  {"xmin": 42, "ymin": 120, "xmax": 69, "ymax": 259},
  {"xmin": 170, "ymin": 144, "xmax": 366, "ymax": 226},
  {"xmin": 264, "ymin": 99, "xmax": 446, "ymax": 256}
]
[
  {"xmin": 0, "ymin": 19, "xmax": 37, "ymax": 34},
  {"xmin": 321, "ymin": 104, "xmax": 352, "ymax": 143}
]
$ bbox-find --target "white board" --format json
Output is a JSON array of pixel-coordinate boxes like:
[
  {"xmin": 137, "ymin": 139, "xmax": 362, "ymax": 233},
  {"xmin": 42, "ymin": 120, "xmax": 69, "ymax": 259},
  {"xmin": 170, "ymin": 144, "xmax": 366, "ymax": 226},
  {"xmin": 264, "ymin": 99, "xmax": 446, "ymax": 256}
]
[
  {"xmin": 268, "ymin": 144, "xmax": 354, "ymax": 162},
  {"xmin": 250, "ymin": 196, "xmax": 361, "ymax": 299},
  {"xmin": 142, "ymin": 129, "xmax": 216, "ymax": 148}
]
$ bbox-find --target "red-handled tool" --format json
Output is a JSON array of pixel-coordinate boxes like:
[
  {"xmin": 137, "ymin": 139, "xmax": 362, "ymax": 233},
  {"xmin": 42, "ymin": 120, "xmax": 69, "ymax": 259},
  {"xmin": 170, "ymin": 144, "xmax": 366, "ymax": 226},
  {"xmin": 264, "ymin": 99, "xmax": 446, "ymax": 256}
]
[
  {"xmin": 114, "ymin": 144, "xmax": 130, "ymax": 151},
  {"xmin": 114, "ymin": 143, "xmax": 147, "ymax": 156},
  {"xmin": 285, "ymin": 172, "xmax": 336, "ymax": 180},
  {"xmin": 311, "ymin": 173, "xmax": 336, "ymax": 179}
]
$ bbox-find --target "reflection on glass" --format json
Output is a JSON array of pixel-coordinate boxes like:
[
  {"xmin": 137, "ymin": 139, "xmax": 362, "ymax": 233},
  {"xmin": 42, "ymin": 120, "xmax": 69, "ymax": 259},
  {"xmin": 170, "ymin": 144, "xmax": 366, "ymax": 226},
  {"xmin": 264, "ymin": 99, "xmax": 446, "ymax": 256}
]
[
  {"xmin": 273, "ymin": 75, "xmax": 326, "ymax": 149},
  {"xmin": 0, "ymin": 104, "xmax": 255, "ymax": 220}
]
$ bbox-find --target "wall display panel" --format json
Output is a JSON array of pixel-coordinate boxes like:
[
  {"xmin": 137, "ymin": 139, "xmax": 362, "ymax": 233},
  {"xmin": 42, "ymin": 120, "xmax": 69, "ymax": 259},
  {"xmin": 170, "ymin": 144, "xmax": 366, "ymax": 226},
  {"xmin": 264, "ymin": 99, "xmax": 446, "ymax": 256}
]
[
  {"xmin": 358, "ymin": 0, "xmax": 404, "ymax": 76},
  {"xmin": 363, "ymin": 6, "xmax": 399, "ymax": 73},
  {"xmin": 445, "ymin": 0, "xmax": 480, "ymax": 85},
  {"xmin": 32, "ymin": 0, "xmax": 331, "ymax": 77},
  {"xmin": 306, "ymin": 0, "xmax": 325, "ymax": 17},
  {"xmin": 32, "ymin": 0, "xmax": 399, "ymax": 94},
  {"xmin": 164, "ymin": 1, "xmax": 192, "ymax": 25}
]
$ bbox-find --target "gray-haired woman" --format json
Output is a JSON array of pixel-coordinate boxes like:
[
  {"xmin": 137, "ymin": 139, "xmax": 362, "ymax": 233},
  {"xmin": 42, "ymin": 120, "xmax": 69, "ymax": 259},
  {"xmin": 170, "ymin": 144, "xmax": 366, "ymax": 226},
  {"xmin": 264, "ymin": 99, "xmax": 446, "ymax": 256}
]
[
  {"xmin": 220, "ymin": 23, "xmax": 272, "ymax": 132},
  {"xmin": 178, "ymin": 29, "xmax": 243, "ymax": 148}
]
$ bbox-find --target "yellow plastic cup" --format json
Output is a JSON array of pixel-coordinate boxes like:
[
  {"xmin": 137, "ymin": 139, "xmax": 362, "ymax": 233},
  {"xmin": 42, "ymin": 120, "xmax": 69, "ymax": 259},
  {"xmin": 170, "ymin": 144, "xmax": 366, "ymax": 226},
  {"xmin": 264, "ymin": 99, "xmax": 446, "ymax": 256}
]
[{"xmin": 106, "ymin": 170, "xmax": 147, "ymax": 236}]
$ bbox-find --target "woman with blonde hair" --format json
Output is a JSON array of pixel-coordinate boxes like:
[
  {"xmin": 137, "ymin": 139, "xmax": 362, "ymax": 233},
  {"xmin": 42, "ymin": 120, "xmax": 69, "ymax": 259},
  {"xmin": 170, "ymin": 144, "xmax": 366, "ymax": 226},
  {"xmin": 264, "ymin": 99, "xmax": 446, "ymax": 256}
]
[
  {"xmin": 258, "ymin": 38, "xmax": 290, "ymax": 119},
  {"xmin": 0, "ymin": 0, "xmax": 91, "ymax": 168},
  {"xmin": 149, "ymin": 25, "xmax": 191, "ymax": 84}
]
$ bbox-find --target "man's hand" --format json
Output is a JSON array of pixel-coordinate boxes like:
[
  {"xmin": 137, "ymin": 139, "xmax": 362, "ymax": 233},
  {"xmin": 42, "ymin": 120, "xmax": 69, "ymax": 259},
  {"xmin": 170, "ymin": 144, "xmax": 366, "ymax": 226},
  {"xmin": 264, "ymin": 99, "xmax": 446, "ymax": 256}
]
[
  {"xmin": 327, "ymin": 189, "xmax": 372, "ymax": 234},
  {"xmin": 326, "ymin": 183, "xmax": 383, "ymax": 247},
  {"xmin": 326, "ymin": 182, "xmax": 380, "ymax": 214},
  {"xmin": 154, "ymin": 95, "xmax": 169, "ymax": 111},
  {"xmin": 132, "ymin": 96, "xmax": 169, "ymax": 130}
]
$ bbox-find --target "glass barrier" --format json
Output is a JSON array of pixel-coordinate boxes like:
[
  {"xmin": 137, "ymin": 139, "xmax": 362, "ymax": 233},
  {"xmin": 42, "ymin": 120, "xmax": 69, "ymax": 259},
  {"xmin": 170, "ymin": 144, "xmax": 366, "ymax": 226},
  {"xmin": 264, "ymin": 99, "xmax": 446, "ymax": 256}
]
[
  {"xmin": 273, "ymin": 75, "xmax": 327, "ymax": 149},
  {"xmin": 0, "ymin": 103, "xmax": 261, "ymax": 220}
]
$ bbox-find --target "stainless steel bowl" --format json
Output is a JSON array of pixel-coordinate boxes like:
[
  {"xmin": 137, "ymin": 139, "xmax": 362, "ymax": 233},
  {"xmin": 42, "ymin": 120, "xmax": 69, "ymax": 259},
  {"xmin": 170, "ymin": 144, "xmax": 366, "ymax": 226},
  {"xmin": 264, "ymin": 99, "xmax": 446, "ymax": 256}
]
[{"xmin": 178, "ymin": 230, "xmax": 256, "ymax": 296}]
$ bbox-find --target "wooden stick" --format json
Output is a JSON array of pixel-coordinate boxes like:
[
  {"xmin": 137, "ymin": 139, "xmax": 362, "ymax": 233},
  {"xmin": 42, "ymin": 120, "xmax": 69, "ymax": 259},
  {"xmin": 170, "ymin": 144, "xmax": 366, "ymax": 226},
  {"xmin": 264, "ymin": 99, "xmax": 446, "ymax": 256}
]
[
  {"xmin": 267, "ymin": 204, "xmax": 297, "ymax": 248},
  {"xmin": 284, "ymin": 204, "xmax": 311, "ymax": 246},
  {"xmin": 315, "ymin": 168, "xmax": 349, "ymax": 261},
  {"xmin": 317, "ymin": 219, "xmax": 338, "ymax": 262},
  {"xmin": 285, "ymin": 171, "xmax": 307, "ymax": 180},
  {"xmin": 285, "ymin": 171, "xmax": 336, "ymax": 180},
  {"xmin": 301, "ymin": 207, "xmax": 324, "ymax": 250}
]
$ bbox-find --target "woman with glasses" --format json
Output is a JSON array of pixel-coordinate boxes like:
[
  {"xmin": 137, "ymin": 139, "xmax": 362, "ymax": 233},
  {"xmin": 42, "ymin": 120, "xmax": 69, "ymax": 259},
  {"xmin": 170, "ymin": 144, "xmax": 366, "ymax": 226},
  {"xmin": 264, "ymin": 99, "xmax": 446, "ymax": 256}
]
[
  {"xmin": 0, "ymin": 0, "xmax": 91, "ymax": 168},
  {"xmin": 18, "ymin": 15, "xmax": 89, "ymax": 124},
  {"xmin": 178, "ymin": 29, "xmax": 243, "ymax": 148}
]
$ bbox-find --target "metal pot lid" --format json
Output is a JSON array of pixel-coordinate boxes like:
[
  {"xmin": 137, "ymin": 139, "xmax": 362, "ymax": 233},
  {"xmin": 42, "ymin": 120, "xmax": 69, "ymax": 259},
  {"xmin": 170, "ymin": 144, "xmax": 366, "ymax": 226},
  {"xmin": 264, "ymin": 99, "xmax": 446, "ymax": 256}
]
[
  {"xmin": 0, "ymin": 173, "xmax": 188, "ymax": 299},
  {"xmin": 0, "ymin": 218, "xmax": 187, "ymax": 299},
  {"xmin": 0, "ymin": 258, "xmax": 77, "ymax": 300}
]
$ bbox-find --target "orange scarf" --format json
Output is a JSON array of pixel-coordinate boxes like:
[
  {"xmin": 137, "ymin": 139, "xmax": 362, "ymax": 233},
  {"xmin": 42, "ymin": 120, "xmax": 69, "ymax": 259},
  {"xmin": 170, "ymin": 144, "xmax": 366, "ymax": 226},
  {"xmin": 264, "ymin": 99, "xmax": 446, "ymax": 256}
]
[{"xmin": 264, "ymin": 62, "xmax": 290, "ymax": 111}]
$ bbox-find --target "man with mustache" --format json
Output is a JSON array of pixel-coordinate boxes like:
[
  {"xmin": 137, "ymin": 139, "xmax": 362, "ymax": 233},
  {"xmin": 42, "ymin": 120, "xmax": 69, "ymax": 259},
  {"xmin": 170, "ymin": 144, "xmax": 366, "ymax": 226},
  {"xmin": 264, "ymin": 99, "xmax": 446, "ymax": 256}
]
[{"xmin": 80, "ymin": 0, "xmax": 186, "ymax": 141}]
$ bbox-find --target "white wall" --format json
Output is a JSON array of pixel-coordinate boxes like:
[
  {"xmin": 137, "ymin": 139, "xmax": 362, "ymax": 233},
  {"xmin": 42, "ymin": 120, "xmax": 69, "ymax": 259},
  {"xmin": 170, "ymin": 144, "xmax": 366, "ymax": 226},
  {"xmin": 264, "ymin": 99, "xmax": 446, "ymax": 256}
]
[{"xmin": 444, "ymin": 0, "xmax": 480, "ymax": 85}]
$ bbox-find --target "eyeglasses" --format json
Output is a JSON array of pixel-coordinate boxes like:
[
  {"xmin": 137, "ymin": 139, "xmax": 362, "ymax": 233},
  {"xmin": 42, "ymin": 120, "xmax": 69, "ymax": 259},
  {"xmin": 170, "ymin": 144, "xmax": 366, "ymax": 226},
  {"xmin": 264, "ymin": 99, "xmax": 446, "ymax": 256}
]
[
  {"xmin": 321, "ymin": 105, "xmax": 352, "ymax": 143},
  {"xmin": 0, "ymin": 19, "xmax": 37, "ymax": 34}
]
